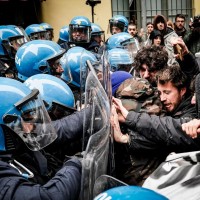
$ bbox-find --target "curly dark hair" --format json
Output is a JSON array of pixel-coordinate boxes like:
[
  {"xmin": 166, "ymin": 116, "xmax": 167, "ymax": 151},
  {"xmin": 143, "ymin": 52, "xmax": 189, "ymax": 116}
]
[
  {"xmin": 134, "ymin": 45, "xmax": 168, "ymax": 72},
  {"xmin": 156, "ymin": 64, "xmax": 188, "ymax": 91}
]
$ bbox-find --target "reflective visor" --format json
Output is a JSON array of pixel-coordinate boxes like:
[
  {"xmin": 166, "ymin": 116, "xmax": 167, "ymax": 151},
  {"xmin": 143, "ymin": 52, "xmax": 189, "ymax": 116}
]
[
  {"xmin": 121, "ymin": 38, "xmax": 140, "ymax": 59},
  {"xmin": 9, "ymin": 36, "xmax": 26, "ymax": 51},
  {"xmin": 30, "ymin": 31, "xmax": 48, "ymax": 40},
  {"xmin": 48, "ymin": 101, "xmax": 76, "ymax": 120},
  {"xmin": 109, "ymin": 20, "xmax": 125, "ymax": 33},
  {"xmin": 69, "ymin": 25, "xmax": 91, "ymax": 43}
]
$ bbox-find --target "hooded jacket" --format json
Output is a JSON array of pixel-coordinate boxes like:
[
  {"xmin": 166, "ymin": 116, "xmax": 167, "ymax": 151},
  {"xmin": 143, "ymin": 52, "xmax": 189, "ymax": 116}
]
[{"xmin": 153, "ymin": 15, "xmax": 179, "ymax": 65}]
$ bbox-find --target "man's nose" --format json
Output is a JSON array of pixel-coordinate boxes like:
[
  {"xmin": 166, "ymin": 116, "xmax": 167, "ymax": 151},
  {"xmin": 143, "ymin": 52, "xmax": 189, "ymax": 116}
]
[
  {"xmin": 191, "ymin": 94, "xmax": 196, "ymax": 105},
  {"xmin": 143, "ymin": 70, "xmax": 150, "ymax": 78},
  {"xmin": 160, "ymin": 93, "xmax": 166, "ymax": 102}
]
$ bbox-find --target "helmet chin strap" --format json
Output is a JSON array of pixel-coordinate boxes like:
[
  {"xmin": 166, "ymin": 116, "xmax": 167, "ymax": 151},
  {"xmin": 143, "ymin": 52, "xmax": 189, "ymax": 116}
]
[{"xmin": 10, "ymin": 159, "xmax": 34, "ymax": 179}]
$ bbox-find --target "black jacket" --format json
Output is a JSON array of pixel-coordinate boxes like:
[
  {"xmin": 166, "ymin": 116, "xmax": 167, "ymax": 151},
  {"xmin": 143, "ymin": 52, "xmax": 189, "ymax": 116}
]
[
  {"xmin": 117, "ymin": 95, "xmax": 198, "ymax": 185},
  {"xmin": 178, "ymin": 51, "xmax": 200, "ymax": 86},
  {"xmin": 45, "ymin": 108, "xmax": 91, "ymax": 159},
  {"xmin": 0, "ymin": 155, "xmax": 81, "ymax": 200},
  {"xmin": 125, "ymin": 94, "xmax": 198, "ymax": 153}
]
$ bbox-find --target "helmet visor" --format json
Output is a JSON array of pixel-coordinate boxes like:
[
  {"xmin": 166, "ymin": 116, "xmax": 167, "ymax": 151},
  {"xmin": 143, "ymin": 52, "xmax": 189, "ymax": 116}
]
[
  {"xmin": 3, "ymin": 89, "xmax": 57, "ymax": 151},
  {"xmin": 48, "ymin": 101, "xmax": 76, "ymax": 120},
  {"xmin": 92, "ymin": 31, "xmax": 105, "ymax": 43},
  {"xmin": 60, "ymin": 53, "xmax": 73, "ymax": 84},
  {"xmin": 69, "ymin": 25, "xmax": 91, "ymax": 43},
  {"xmin": 109, "ymin": 20, "xmax": 125, "ymax": 34},
  {"xmin": 30, "ymin": 31, "xmax": 48, "ymax": 40},
  {"xmin": 2, "ymin": 36, "xmax": 25, "ymax": 59},
  {"xmin": 9, "ymin": 36, "xmax": 26, "ymax": 51},
  {"xmin": 121, "ymin": 38, "xmax": 140, "ymax": 59},
  {"xmin": 16, "ymin": 26, "xmax": 30, "ymax": 42}
]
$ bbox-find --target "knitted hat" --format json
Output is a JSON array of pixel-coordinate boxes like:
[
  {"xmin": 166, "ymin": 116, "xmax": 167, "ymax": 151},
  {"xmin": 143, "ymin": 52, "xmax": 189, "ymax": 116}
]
[
  {"xmin": 111, "ymin": 71, "xmax": 132, "ymax": 96},
  {"xmin": 149, "ymin": 29, "xmax": 162, "ymax": 40}
]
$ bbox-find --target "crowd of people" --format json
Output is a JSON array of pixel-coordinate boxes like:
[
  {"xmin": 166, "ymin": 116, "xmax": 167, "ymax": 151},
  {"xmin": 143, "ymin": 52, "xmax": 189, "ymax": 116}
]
[{"xmin": 0, "ymin": 12, "xmax": 200, "ymax": 199}]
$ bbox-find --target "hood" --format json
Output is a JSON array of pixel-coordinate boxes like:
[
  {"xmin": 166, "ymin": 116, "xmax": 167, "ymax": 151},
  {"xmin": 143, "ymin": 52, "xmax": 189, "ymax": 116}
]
[{"xmin": 153, "ymin": 15, "xmax": 167, "ymax": 33}]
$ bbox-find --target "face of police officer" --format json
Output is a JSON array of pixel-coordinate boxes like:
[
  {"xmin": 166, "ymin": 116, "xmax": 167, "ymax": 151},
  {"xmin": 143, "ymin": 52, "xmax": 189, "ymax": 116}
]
[
  {"xmin": 111, "ymin": 26, "xmax": 122, "ymax": 35},
  {"xmin": 48, "ymin": 58, "xmax": 64, "ymax": 78},
  {"xmin": 72, "ymin": 27, "xmax": 88, "ymax": 42}
]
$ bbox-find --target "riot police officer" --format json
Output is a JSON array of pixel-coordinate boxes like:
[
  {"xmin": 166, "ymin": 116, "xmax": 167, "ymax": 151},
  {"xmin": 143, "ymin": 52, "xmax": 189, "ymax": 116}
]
[{"xmin": 0, "ymin": 77, "xmax": 81, "ymax": 200}]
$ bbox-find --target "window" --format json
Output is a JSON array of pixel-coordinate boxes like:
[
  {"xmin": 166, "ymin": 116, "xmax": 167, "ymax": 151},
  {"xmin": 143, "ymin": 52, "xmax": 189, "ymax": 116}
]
[{"xmin": 112, "ymin": 0, "xmax": 194, "ymax": 29}]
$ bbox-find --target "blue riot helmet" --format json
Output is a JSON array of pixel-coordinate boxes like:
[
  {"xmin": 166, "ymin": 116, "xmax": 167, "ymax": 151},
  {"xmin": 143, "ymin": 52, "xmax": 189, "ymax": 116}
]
[
  {"xmin": 106, "ymin": 32, "xmax": 132, "ymax": 50},
  {"xmin": 25, "ymin": 24, "xmax": 47, "ymax": 40},
  {"xmin": 69, "ymin": 16, "xmax": 92, "ymax": 44},
  {"xmin": 94, "ymin": 186, "xmax": 168, "ymax": 200},
  {"xmin": 61, "ymin": 46, "xmax": 97, "ymax": 87},
  {"xmin": 91, "ymin": 23, "xmax": 105, "ymax": 43},
  {"xmin": 109, "ymin": 15, "xmax": 128, "ymax": 34},
  {"xmin": 59, "ymin": 25, "xmax": 69, "ymax": 42},
  {"xmin": 58, "ymin": 25, "xmax": 70, "ymax": 50},
  {"xmin": 15, "ymin": 40, "xmax": 66, "ymax": 81},
  {"xmin": 0, "ymin": 25, "xmax": 27, "ymax": 59},
  {"xmin": 0, "ymin": 77, "xmax": 57, "ymax": 151},
  {"xmin": 107, "ymin": 48, "xmax": 133, "ymax": 72},
  {"xmin": 40, "ymin": 22, "xmax": 54, "ymax": 41},
  {"xmin": 24, "ymin": 74, "xmax": 76, "ymax": 120}
]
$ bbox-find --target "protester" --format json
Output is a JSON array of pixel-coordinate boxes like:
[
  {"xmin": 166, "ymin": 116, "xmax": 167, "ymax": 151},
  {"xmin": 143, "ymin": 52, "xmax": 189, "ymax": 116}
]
[
  {"xmin": 153, "ymin": 14, "xmax": 179, "ymax": 65},
  {"xmin": 145, "ymin": 22, "xmax": 154, "ymax": 40},
  {"xmin": 111, "ymin": 65, "xmax": 197, "ymax": 185},
  {"xmin": 149, "ymin": 29, "xmax": 164, "ymax": 46},
  {"xmin": 134, "ymin": 41, "xmax": 199, "ymax": 87},
  {"xmin": 128, "ymin": 22, "xmax": 143, "ymax": 44},
  {"xmin": 143, "ymin": 22, "xmax": 154, "ymax": 46},
  {"xmin": 167, "ymin": 20, "xmax": 174, "ymax": 30},
  {"xmin": 174, "ymin": 14, "xmax": 187, "ymax": 38},
  {"xmin": 184, "ymin": 15, "xmax": 200, "ymax": 56}
]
